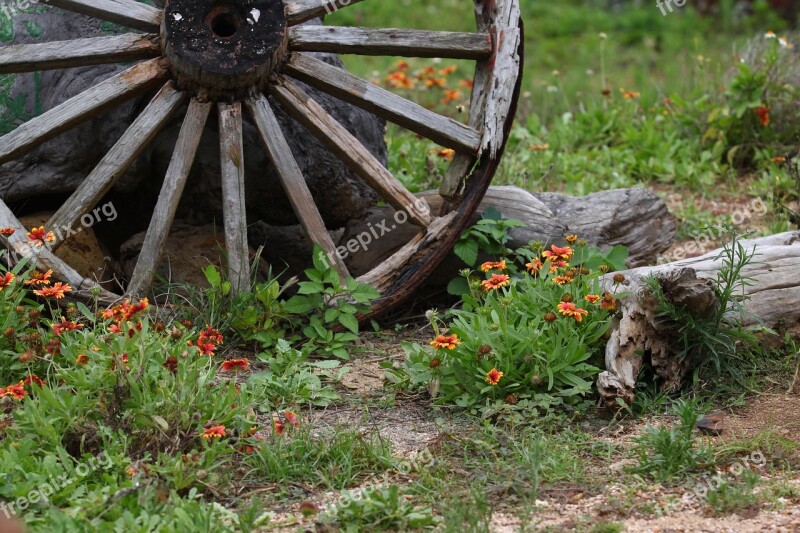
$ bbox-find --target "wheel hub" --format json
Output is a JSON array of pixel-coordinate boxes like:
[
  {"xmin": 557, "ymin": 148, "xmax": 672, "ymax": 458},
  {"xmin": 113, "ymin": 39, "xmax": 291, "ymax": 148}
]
[{"xmin": 161, "ymin": 0, "xmax": 288, "ymax": 100}]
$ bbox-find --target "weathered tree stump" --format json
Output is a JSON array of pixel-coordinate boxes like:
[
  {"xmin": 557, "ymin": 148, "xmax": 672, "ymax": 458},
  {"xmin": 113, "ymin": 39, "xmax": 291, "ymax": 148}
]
[{"xmin": 597, "ymin": 231, "xmax": 800, "ymax": 405}]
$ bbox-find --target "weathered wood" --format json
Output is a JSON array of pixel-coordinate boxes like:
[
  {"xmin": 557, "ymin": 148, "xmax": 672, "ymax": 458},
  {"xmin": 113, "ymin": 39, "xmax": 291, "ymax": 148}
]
[
  {"xmin": 284, "ymin": 0, "xmax": 366, "ymax": 26},
  {"xmin": 0, "ymin": 34, "xmax": 160, "ymax": 74},
  {"xmin": 269, "ymin": 76, "xmax": 433, "ymax": 227},
  {"xmin": 284, "ymin": 53, "xmax": 481, "ymax": 153},
  {"xmin": 288, "ymin": 26, "xmax": 492, "ymax": 59},
  {"xmin": 0, "ymin": 199, "xmax": 118, "ymax": 304},
  {"xmin": 43, "ymin": 0, "xmax": 162, "ymax": 32},
  {"xmin": 244, "ymin": 94, "xmax": 350, "ymax": 279},
  {"xmin": 0, "ymin": 58, "xmax": 168, "ymax": 165},
  {"xmin": 357, "ymin": 212, "xmax": 458, "ymax": 293},
  {"xmin": 47, "ymin": 82, "xmax": 186, "ymax": 248},
  {"xmin": 597, "ymin": 231, "xmax": 800, "ymax": 405},
  {"xmin": 475, "ymin": 0, "xmax": 522, "ymax": 159},
  {"xmin": 127, "ymin": 98, "xmax": 212, "ymax": 297},
  {"xmin": 218, "ymin": 102, "xmax": 251, "ymax": 293}
]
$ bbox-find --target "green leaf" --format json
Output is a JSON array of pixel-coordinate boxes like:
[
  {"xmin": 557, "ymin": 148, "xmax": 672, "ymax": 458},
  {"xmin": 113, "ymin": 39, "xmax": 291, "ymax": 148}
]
[
  {"xmin": 338, "ymin": 313, "xmax": 359, "ymax": 334},
  {"xmin": 453, "ymin": 239, "xmax": 479, "ymax": 266},
  {"xmin": 151, "ymin": 415, "xmax": 169, "ymax": 431},
  {"xmin": 284, "ymin": 295, "xmax": 313, "ymax": 314}
]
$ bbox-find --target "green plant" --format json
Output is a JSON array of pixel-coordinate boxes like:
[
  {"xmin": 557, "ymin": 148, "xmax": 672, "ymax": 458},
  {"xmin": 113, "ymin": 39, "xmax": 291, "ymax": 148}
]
[
  {"xmin": 323, "ymin": 485, "xmax": 437, "ymax": 532},
  {"xmin": 647, "ymin": 224, "xmax": 764, "ymax": 384},
  {"xmin": 283, "ymin": 245, "xmax": 379, "ymax": 359},
  {"xmin": 391, "ymin": 236, "xmax": 626, "ymax": 415},
  {"xmin": 630, "ymin": 399, "xmax": 713, "ymax": 481},
  {"xmin": 706, "ymin": 469, "xmax": 762, "ymax": 515}
]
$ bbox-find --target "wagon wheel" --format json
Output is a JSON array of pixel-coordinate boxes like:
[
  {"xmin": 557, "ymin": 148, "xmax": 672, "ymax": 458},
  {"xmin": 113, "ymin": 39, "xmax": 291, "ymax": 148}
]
[{"xmin": 0, "ymin": 0, "xmax": 522, "ymax": 317}]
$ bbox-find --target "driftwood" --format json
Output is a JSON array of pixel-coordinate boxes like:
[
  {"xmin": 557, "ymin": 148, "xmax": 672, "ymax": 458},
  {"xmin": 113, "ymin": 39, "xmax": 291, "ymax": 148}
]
[{"xmin": 597, "ymin": 231, "xmax": 800, "ymax": 405}]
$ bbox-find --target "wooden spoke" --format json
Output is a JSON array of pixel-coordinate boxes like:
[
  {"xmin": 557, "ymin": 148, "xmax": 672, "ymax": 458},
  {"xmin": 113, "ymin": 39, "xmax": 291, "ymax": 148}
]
[
  {"xmin": 0, "ymin": 199, "xmax": 118, "ymax": 302},
  {"xmin": 284, "ymin": 0, "xmax": 366, "ymax": 26},
  {"xmin": 0, "ymin": 58, "xmax": 168, "ymax": 165},
  {"xmin": 127, "ymin": 98, "xmax": 212, "ymax": 296},
  {"xmin": 244, "ymin": 94, "xmax": 349, "ymax": 279},
  {"xmin": 218, "ymin": 102, "xmax": 251, "ymax": 293},
  {"xmin": 0, "ymin": 34, "xmax": 160, "ymax": 74},
  {"xmin": 43, "ymin": 0, "xmax": 162, "ymax": 32},
  {"xmin": 284, "ymin": 53, "xmax": 481, "ymax": 153},
  {"xmin": 269, "ymin": 76, "xmax": 433, "ymax": 228},
  {"xmin": 288, "ymin": 26, "xmax": 492, "ymax": 59},
  {"xmin": 47, "ymin": 82, "xmax": 186, "ymax": 248}
]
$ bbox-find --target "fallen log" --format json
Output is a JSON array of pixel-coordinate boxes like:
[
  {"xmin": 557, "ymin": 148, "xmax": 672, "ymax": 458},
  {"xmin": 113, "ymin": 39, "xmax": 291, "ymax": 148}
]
[
  {"xmin": 340, "ymin": 186, "xmax": 676, "ymax": 280},
  {"xmin": 597, "ymin": 231, "xmax": 800, "ymax": 405}
]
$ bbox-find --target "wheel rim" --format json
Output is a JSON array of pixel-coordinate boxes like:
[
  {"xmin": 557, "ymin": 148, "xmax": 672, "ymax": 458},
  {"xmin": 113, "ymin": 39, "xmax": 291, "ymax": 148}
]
[{"xmin": 0, "ymin": 0, "xmax": 523, "ymax": 315}]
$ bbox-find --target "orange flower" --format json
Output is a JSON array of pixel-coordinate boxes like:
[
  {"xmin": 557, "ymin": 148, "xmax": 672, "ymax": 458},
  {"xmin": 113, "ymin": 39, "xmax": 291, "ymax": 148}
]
[
  {"xmin": 0, "ymin": 228, "xmax": 15, "ymax": 236},
  {"xmin": 600, "ymin": 293, "xmax": 618, "ymax": 312},
  {"xmin": 441, "ymin": 89, "xmax": 463, "ymax": 104},
  {"xmin": 221, "ymin": 358, "xmax": 250, "ymax": 372},
  {"xmin": 386, "ymin": 71, "xmax": 415, "ymax": 89},
  {"xmin": 439, "ymin": 65, "xmax": 457, "ymax": 76},
  {"xmin": 481, "ymin": 273, "xmax": 511, "ymax": 291},
  {"xmin": 26, "ymin": 226, "xmax": 55, "ymax": 247},
  {"xmin": 526, "ymin": 258, "xmax": 543, "ymax": 274},
  {"xmin": 459, "ymin": 79, "xmax": 474, "ymax": 89},
  {"xmin": 437, "ymin": 148, "xmax": 455, "ymax": 160},
  {"xmin": 430, "ymin": 333, "xmax": 461, "ymax": 350},
  {"xmin": 393, "ymin": 60, "xmax": 409, "ymax": 72},
  {"xmin": 24, "ymin": 269, "xmax": 52, "ymax": 286},
  {"xmin": 557, "ymin": 302, "xmax": 589, "ymax": 322},
  {"xmin": 201, "ymin": 425, "xmax": 226, "ymax": 439},
  {"xmin": 552, "ymin": 276, "xmax": 572, "ymax": 285},
  {"xmin": 75, "ymin": 354, "xmax": 89, "ymax": 366},
  {"xmin": 424, "ymin": 77, "xmax": 447, "ymax": 88},
  {"xmin": 485, "ymin": 368, "xmax": 504, "ymax": 386},
  {"xmin": 190, "ymin": 325, "xmax": 224, "ymax": 355},
  {"xmin": 0, "ymin": 272, "xmax": 14, "ymax": 290},
  {"xmin": 542, "ymin": 245, "xmax": 573, "ymax": 261},
  {"xmin": 773, "ymin": 156, "xmax": 786, "ymax": 163},
  {"xmin": 585, "ymin": 294, "xmax": 601, "ymax": 304},
  {"xmin": 530, "ymin": 143, "xmax": 549, "ymax": 151},
  {"xmin": 33, "ymin": 282, "xmax": 71, "ymax": 299},
  {"xmin": 52, "ymin": 317, "xmax": 83, "ymax": 336},
  {"xmin": 620, "ymin": 88, "xmax": 640, "ymax": 99},
  {"xmin": 480, "ymin": 260, "xmax": 506, "ymax": 272},
  {"xmin": 754, "ymin": 105, "xmax": 770, "ymax": 126},
  {"xmin": 565, "ymin": 235, "xmax": 578, "ymax": 244}
]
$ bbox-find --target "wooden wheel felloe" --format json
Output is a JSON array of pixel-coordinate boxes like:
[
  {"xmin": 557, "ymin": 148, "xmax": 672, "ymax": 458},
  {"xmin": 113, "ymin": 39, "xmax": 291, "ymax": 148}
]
[{"xmin": 0, "ymin": 0, "xmax": 522, "ymax": 316}]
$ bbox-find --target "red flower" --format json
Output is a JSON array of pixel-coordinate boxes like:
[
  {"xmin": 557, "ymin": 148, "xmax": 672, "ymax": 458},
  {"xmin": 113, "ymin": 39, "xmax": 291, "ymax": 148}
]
[
  {"xmin": 189, "ymin": 325, "xmax": 224, "ymax": 355},
  {"xmin": 75, "ymin": 354, "xmax": 89, "ymax": 366},
  {"xmin": 26, "ymin": 226, "xmax": 55, "ymax": 247},
  {"xmin": 52, "ymin": 317, "xmax": 83, "ymax": 336},
  {"xmin": 0, "ymin": 227, "xmax": 15, "ymax": 236},
  {"xmin": 23, "ymin": 374, "xmax": 44, "ymax": 387},
  {"xmin": 33, "ymin": 282, "xmax": 71, "ymax": 299},
  {"xmin": 755, "ymin": 105, "xmax": 770, "ymax": 126},
  {"xmin": 485, "ymin": 368, "xmax": 504, "ymax": 386},
  {"xmin": 2, "ymin": 381, "xmax": 26, "ymax": 400},
  {"xmin": 201, "ymin": 425, "xmax": 226, "ymax": 439},
  {"xmin": 481, "ymin": 274, "xmax": 510, "ymax": 291},
  {"xmin": 0, "ymin": 272, "xmax": 14, "ymax": 290},
  {"xmin": 430, "ymin": 333, "xmax": 461, "ymax": 350},
  {"xmin": 163, "ymin": 356, "xmax": 178, "ymax": 373},
  {"xmin": 273, "ymin": 410, "xmax": 300, "ymax": 435},
  {"xmin": 220, "ymin": 358, "xmax": 250, "ymax": 372},
  {"xmin": 585, "ymin": 294, "xmax": 601, "ymax": 304}
]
